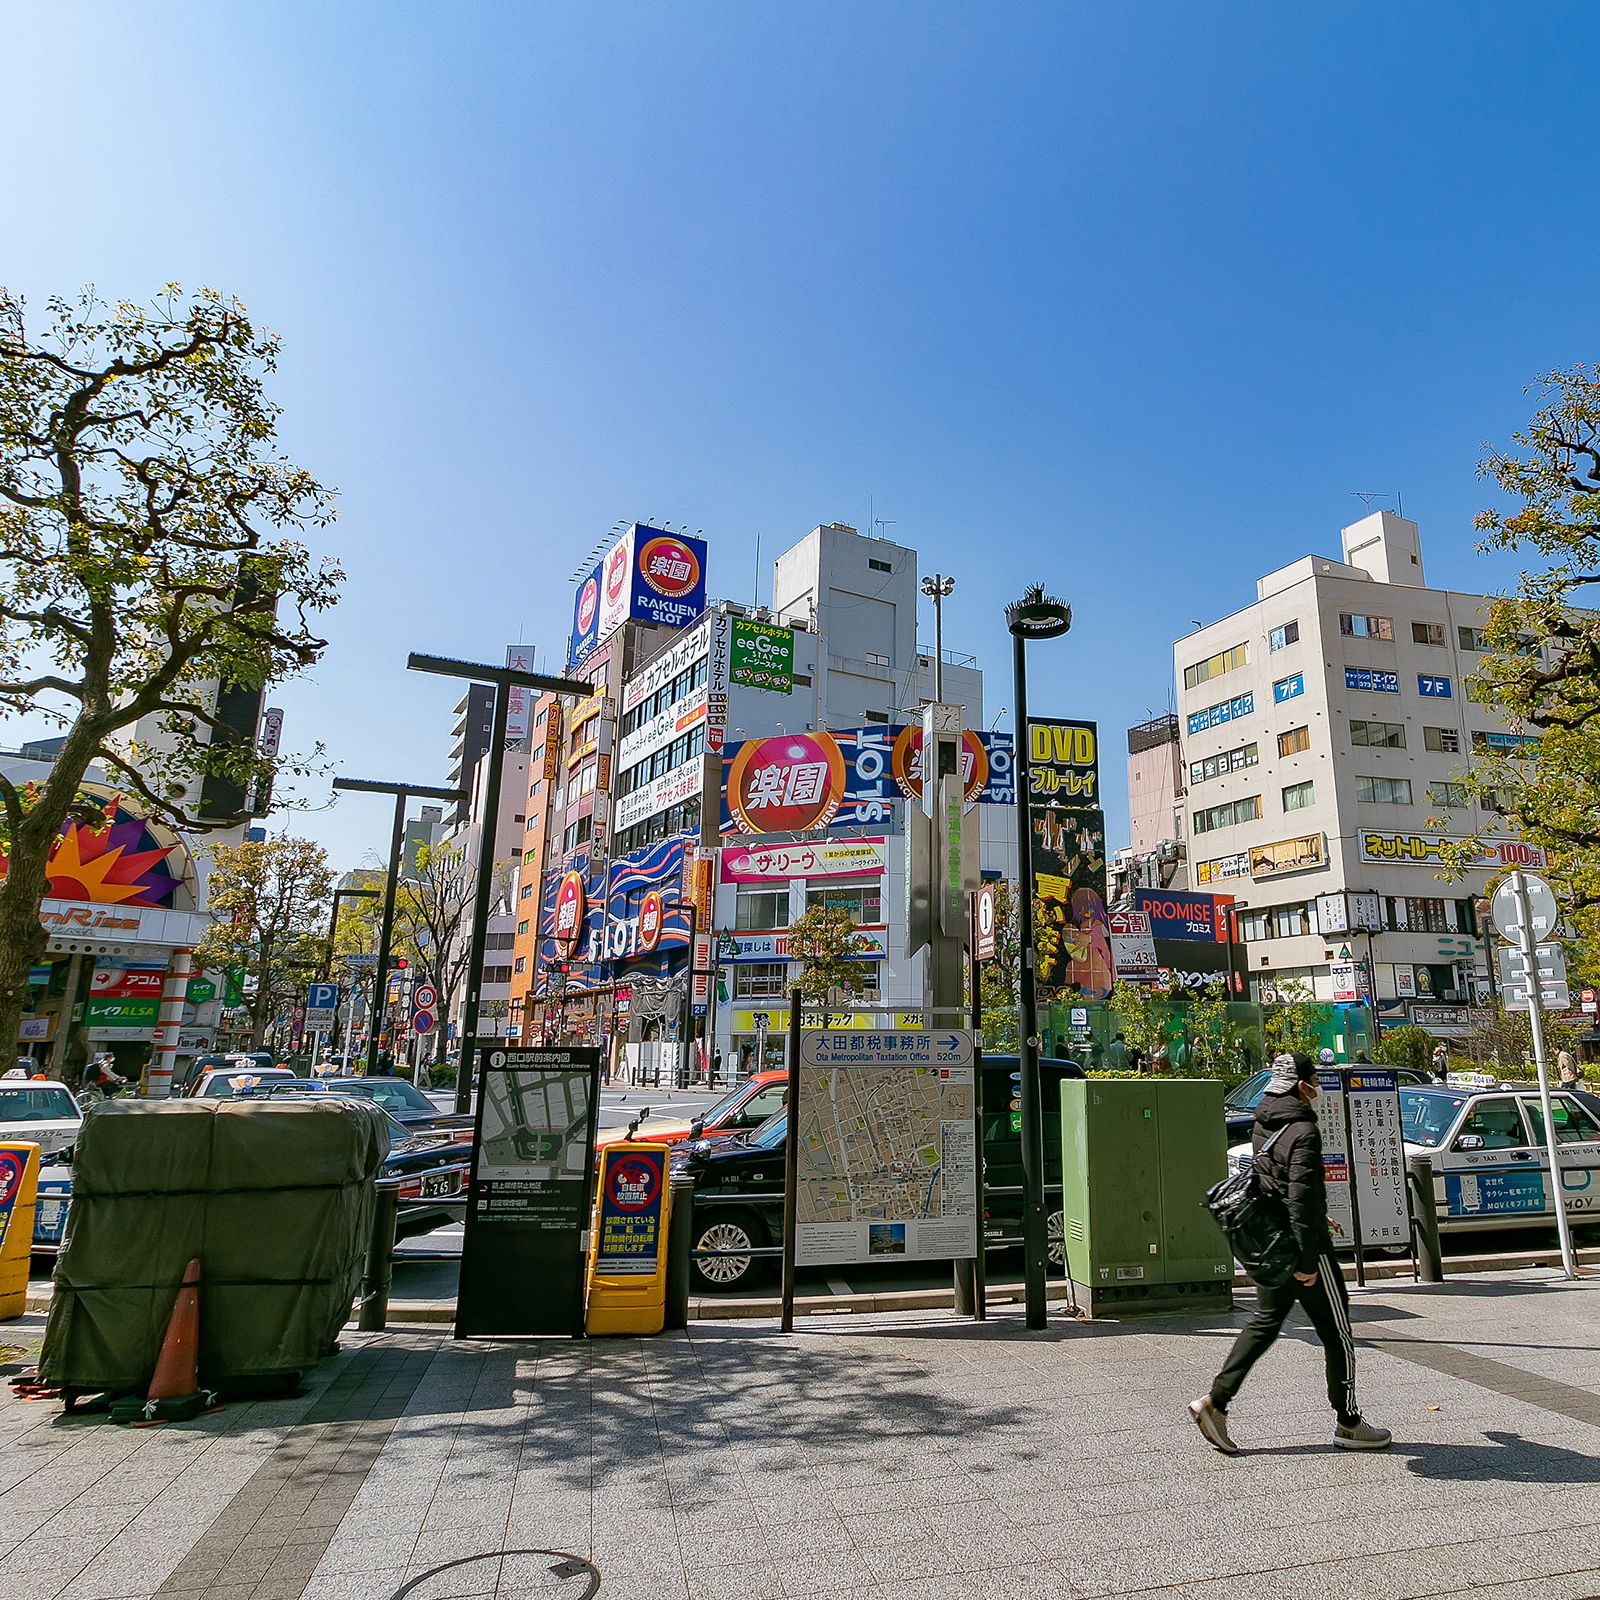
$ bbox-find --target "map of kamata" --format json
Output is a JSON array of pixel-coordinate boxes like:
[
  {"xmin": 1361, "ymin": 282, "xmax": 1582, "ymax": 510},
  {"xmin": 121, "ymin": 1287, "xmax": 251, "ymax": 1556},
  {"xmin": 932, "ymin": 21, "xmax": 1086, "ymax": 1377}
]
[{"xmin": 797, "ymin": 1065, "xmax": 975, "ymax": 1224}]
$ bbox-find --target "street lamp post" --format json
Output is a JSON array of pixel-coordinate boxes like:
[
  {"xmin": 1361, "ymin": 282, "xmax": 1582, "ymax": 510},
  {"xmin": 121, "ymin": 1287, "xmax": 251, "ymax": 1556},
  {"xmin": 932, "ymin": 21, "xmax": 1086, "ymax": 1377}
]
[
  {"xmin": 1006, "ymin": 584, "xmax": 1072, "ymax": 1332},
  {"xmin": 331, "ymin": 780, "xmax": 466, "ymax": 1079},
  {"xmin": 408, "ymin": 652, "xmax": 592, "ymax": 1113},
  {"xmin": 323, "ymin": 887, "xmax": 379, "ymax": 981},
  {"xmin": 921, "ymin": 574, "xmax": 955, "ymax": 701}
]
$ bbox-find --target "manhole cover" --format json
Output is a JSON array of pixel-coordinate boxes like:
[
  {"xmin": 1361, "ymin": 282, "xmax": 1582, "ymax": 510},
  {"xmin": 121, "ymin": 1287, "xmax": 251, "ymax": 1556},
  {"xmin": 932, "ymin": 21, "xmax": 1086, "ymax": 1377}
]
[{"xmin": 393, "ymin": 1550, "xmax": 599, "ymax": 1600}]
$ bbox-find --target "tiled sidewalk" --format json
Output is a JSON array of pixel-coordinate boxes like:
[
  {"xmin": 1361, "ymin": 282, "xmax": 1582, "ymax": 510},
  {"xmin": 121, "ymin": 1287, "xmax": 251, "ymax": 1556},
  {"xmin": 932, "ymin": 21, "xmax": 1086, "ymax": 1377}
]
[{"xmin": 3, "ymin": 1269, "xmax": 1600, "ymax": 1600}]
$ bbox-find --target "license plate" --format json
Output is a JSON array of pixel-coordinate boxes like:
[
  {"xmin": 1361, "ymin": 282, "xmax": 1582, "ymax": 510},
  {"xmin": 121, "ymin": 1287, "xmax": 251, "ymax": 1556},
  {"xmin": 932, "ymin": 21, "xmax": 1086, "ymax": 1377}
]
[{"xmin": 420, "ymin": 1171, "xmax": 459, "ymax": 1199}]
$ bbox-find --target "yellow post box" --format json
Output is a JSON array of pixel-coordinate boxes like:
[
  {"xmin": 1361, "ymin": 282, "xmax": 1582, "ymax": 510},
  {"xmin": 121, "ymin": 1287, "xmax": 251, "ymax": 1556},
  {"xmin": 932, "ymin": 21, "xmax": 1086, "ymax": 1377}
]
[{"xmin": 585, "ymin": 1142, "xmax": 670, "ymax": 1335}]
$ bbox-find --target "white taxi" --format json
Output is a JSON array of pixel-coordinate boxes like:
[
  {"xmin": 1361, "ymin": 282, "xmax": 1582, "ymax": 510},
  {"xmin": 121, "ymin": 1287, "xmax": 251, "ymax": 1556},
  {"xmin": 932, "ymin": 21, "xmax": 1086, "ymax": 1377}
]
[{"xmin": 0, "ymin": 1079, "xmax": 85, "ymax": 1161}]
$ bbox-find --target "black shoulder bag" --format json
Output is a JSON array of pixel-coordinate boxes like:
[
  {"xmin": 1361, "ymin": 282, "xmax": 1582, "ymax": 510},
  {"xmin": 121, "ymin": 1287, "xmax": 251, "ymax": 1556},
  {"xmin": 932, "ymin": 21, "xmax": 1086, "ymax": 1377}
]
[{"xmin": 1203, "ymin": 1124, "xmax": 1299, "ymax": 1287}]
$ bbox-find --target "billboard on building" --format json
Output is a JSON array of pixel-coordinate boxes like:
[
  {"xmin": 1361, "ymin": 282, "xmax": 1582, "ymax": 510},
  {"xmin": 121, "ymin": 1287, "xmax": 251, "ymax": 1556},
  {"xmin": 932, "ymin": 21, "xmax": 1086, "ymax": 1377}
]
[
  {"xmin": 729, "ymin": 618, "xmax": 794, "ymax": 694},
  {"xmin": 569, "ymin": 564, "xmax": 602, "ymax": 668},
  {"xmin": 1029, "ymin": 801, "xmax": 1111, "ymax": 1001},
  {"xmin": 505, "ymin": 646, "xmax": 534, "ymax": 741},
  {"xmin": 596, "ymin": 525, "xmax": 708, "ymax": 643},
  {"xmin": 1026, "ymin": 718, "xmax": 1099, "ymax": 803},
  {"xmin": 1133, "ymin": 888, "xmax": 1234, "ymax": 942}
]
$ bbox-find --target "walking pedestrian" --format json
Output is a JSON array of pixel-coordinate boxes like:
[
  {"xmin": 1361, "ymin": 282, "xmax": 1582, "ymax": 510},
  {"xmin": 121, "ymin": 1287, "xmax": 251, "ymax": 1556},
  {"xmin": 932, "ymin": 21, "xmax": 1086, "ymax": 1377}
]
[
  {"xmin": 1189, "ymin": 1052, "xmax": 1391, "ymax": 1455},
  {"xmin": 1557, "ymin": 1047, "xmax": 1580, "ymax": 1091},
  {"xmin": 1431, "ymin": 1043, "xmax": 1449, "ymax": 1084},
  {"xmin": 1108, "ymin": 1032, "xmax": 1129, "ymax": 1072}
]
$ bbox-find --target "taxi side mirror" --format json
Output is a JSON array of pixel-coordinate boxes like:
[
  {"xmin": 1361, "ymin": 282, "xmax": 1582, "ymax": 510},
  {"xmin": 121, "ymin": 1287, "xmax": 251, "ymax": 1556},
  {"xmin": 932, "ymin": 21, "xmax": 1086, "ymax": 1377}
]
[{"xmin": 1454, "ymin": 1133, "xmax": 1484, "ymax": 1151}]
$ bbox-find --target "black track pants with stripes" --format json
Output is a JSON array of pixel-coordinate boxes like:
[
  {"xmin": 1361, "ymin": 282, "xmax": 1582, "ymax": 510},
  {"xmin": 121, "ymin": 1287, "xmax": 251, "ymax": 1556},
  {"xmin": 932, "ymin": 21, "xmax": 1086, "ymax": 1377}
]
[{"xmin": 1210, "ymin": 1254, "xmax": 1359, "ymax": 1423}]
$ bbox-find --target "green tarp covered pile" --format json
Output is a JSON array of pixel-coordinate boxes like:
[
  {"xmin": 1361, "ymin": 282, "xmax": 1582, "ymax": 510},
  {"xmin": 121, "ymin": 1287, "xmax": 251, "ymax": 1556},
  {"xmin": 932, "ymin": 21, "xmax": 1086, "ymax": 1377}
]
[{"xmin": 40, "ymin": 1097, "xmax": 390, "ymax": 1393}]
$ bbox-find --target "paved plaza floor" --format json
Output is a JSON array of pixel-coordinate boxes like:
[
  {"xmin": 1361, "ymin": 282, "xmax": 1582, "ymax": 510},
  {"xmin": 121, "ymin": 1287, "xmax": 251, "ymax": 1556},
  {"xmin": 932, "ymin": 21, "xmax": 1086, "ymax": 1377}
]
[{"xmin": 3, "ymin": 1268, "xmax": 1599, "ymax": 1600}]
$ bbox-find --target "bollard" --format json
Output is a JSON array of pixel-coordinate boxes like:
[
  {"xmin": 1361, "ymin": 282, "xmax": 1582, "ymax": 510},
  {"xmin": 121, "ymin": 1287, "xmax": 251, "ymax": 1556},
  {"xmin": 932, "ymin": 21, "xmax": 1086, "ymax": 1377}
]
[
  {"xmin": 1407, "ymin": 1154, "xmax": 1444, "ymax": 1282},
  {"xmin": 358, "ymin": 1177, "xmax": 402, "ymax": 1331},
  {"xmin": 664, "ymin": 1175, "xmax": 695, "ymax": 1330}
]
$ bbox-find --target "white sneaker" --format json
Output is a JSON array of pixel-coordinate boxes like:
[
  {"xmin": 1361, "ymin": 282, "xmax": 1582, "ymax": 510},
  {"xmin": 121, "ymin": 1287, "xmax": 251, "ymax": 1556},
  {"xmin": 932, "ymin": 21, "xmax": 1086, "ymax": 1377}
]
[
  {"xmin": 1188, "ymin": 1397, "xmax": 1239, "ymax": 1454},
  {"xmin": 1335, "ymin": 1418, "xmax": 1392, "ymax": 1450}
]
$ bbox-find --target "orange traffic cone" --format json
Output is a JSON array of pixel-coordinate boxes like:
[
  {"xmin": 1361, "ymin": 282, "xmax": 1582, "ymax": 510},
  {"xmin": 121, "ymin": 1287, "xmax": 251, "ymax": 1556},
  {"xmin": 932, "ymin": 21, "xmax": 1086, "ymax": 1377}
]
[{"xmin": 113, "ymin": 1258, "xmax": 220, "ymax": 1425}]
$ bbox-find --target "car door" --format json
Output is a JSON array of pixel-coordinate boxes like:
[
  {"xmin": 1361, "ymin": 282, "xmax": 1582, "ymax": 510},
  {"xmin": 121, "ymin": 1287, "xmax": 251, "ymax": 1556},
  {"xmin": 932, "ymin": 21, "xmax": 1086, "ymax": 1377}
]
[
  {"xmin": 1436, "ymin": 1094, "xmax": 1547, "ymax": 1228},
  {"xmin": 1518, "ymin": 1093, "xmax": 1600, "ymax": 1226}
]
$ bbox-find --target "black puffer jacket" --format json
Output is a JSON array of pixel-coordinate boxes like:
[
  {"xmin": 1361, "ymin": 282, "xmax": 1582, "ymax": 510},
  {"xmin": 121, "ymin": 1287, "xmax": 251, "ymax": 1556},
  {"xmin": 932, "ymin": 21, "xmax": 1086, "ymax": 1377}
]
[{"xmin": 1253, "ymin": 1090, "xmax": 1329, "ymax": 1274}]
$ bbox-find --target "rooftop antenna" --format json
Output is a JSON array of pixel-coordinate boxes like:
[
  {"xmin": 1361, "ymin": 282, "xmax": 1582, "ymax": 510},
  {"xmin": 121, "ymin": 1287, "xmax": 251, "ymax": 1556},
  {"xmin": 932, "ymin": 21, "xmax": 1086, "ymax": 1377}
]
[
  {"xmin": 874, "ymin": 519, "xmax": 896, "ymax": 540},
  {"xmin": 754, "ymin": 534, "xmax": 761, "ymax": 610},
  {"xmin": 1352, "ymin": 491, "xmax": 1392, "ymax": 515},
  {"xmin": 1397, "ymin": 490, "xmax": 1404, "ymax": 518}
]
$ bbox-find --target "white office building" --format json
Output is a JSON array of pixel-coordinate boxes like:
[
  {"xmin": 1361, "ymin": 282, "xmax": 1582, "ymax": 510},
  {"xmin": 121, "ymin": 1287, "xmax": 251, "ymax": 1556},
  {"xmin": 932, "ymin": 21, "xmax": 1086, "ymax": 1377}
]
[{"xmin": 1173, "ymin": 511, "xmax": 1547, "ymax": 1033}]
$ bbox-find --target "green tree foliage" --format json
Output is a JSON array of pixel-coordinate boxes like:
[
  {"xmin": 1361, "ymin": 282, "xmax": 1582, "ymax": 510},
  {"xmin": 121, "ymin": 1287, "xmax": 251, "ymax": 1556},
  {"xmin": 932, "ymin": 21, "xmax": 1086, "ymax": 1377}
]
[
  {"xmin": 1459, "ymin": 1008, "xmax": 1581, "ymax": 1078},
  {"xmin": 1181, "ymin": 983, "xmax": 1251, "ymax": 1078},
  {"xmin": 1436, "ymin": 368, "xmax": 1600, "ymax": 977},
  {"xmin": 0, "ymin": 286, "xmax": 340, "ymax": 1055},
  {"xmin": 195, "ymin": 836, "xmax": 332, "ymax": 1049},
  {"xmin": 785, "ymin": 902, "xmax": 876, "ymax": 1004},
  {"xmin": 1107, "ymin": 980, "xmax": 1167, "ymax": 1064},
  {"xmin": 1261, "ymin": 974, "xmax": 1331, "ymax": 1059},
  {"xmin": 1372, "ymin": 1023, "xmax": 1436, "ymax": 1075}
]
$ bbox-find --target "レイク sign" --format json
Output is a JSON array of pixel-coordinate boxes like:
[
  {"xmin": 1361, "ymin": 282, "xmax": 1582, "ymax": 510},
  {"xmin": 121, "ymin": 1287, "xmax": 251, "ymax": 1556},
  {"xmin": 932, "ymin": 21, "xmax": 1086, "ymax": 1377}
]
[{"xmin": 553, "ymin": 871, "xmax": 587, "ymax": 956}]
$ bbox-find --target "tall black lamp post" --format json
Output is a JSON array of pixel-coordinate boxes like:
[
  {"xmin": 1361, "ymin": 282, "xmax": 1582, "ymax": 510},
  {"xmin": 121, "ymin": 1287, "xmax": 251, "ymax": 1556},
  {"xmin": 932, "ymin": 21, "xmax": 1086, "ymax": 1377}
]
[
  {"xmin": 408, "ymin": 652, "xmax": 592, "ymax": 1113},
  {"xmin": 1006, "ymin": 584, "xmax": 1072, "ymax": 1331},
  {"xmin": 322, "ymin": 887, "xmax": 379, "ymax": 981},
  {"xmin": 331, "ymin": 780, "xmax": 467, "ymax": 1078}
]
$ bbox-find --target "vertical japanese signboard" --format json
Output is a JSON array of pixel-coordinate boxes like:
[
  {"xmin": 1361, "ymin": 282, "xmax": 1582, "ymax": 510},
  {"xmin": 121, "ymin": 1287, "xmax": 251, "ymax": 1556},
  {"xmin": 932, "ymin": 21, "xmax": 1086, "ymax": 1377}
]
[
  {"xmin": 1025, "ymin": 718, "xmax": 1109, "ymax": 1000},
  {"xmin": 1315, "ymin": 1068, "xmax": 1408, "ymax": 1251},
  {"xmin": 457, "ymin": 1045, "xmax": 600, "ymax": 1338}
]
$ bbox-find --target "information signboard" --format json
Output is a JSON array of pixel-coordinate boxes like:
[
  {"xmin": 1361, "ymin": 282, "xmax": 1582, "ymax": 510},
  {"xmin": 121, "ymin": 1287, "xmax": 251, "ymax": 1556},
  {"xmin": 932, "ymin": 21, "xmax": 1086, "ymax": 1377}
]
[
  {"xmin": 1315, "ymin": 1068, "xmax": 1408, "ymax": 1250},
  {"xmin": 456, "ymin": 1045, "xmax": 599, "ymax": 1338},
  {"xmin": 594, "ymin": 1146, "xmax": 667, "ymax": 1275},
  {"xmin": 793, "ymin": 1030, "xmax": 977, "ymax": 1267}
]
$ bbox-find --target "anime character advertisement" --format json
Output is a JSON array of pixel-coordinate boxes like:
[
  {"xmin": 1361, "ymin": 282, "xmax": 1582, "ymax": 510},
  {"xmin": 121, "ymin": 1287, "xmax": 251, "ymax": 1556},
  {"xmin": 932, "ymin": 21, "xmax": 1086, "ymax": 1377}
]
[{"xmin": 1030, "ymin": 803, "xmax": 1111, "ymax": 1000}]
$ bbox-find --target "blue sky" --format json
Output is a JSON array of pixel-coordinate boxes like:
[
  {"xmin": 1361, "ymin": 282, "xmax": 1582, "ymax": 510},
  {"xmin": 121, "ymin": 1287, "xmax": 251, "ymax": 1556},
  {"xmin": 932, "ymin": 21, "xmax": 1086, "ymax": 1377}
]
[{"xmin": 5, "ymin": 4, "xmax": 1598, "ymax": 869}]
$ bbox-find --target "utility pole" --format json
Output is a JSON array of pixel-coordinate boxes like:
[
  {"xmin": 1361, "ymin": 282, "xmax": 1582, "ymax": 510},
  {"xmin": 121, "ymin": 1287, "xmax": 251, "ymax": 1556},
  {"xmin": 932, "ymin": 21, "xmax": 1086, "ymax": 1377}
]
[
  {"xmin": 921, "ymin": 574, "xmax": 955, "ymax": 702},
  {"xmin": 408, "ymin": 652, "xmax": 592, "ymax": 1112}
]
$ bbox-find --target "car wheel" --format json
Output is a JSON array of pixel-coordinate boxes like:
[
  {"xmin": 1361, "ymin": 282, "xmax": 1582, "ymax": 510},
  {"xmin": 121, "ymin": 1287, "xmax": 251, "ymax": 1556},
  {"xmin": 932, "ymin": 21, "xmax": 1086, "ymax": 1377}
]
[
  {"xmin": 691, "ymin": 1213, "xmax": 765, "ymax": 1292},
  {"xmin": 1046, "ymin": 1209, "xmax": 1066, "ymax": 1269}
]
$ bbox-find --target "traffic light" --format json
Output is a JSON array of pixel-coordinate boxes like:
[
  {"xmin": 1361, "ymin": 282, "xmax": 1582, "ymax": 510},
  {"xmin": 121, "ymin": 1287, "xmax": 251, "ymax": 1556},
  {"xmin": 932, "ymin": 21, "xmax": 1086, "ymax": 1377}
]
[{"xmin": 396, "ymin": 957, "xmax": 407, "ymax": 969}]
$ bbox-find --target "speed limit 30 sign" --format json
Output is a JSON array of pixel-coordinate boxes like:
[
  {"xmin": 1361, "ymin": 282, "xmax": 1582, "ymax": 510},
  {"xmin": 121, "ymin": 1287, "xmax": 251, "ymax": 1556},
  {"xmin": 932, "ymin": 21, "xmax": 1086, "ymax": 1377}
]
[{"xmin": 412, "ymin": 984, "xmax": 437, "ymax": 1012}]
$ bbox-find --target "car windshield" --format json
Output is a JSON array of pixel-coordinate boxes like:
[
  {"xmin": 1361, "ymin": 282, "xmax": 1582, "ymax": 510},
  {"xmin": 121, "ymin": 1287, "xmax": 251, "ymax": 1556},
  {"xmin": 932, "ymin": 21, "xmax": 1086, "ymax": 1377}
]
[
  {"xmin": 1400, "ymin": 1089, "xmax": 1468, "ymax": 1147},
  {"xmin": 1225, "ymin": 1069, "xmax": 1270, "ymax": 1110},
  {"xmin": 0, "ymin": 1087, "xmax": 78, "ymax": 1121},
  {"xmin": 1521, "ymin": 1096, "xmax": 1600, "ymax": 1146},
  {"xmin": 331, "ymin": 1079, "xmax": 434, "ymax": 1112},
  {"xmin": 699, "ymin": 1080, "xmax": 761, "ymax": 1124},
  {"xmin": 746, "ymin": 1110, "xmax": 788, "ymax": 1150}
]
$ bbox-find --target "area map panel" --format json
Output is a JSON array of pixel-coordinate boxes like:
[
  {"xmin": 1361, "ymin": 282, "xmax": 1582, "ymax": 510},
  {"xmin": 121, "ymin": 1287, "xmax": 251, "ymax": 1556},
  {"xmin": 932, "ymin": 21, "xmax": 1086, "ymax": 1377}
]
[{"xmin": 795, "ymin": 1030, "xmax": 976, "ymax": 1267}]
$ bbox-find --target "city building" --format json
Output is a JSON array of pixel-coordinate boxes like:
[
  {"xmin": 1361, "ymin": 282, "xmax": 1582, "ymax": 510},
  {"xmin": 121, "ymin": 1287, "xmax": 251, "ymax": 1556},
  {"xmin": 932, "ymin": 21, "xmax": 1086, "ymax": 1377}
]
[
  {"xmin": 447, "ymin": 685, "xmax": 494, "ymax": 828},
  {"xmin": 1110, "ymin": 713, "xmax": 1189, "ymax": 904},
  {"xmin": 1173, "ymin": 509, "xmax": 1550, "ymax": 1035}
]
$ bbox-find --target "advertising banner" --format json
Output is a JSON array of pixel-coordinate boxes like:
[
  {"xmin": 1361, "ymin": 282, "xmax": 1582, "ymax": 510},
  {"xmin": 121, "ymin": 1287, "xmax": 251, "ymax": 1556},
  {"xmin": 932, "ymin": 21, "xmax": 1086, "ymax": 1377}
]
[
  {"xmin": 88, "ymin": 968, "xmax": 165, "ymax": 999},
  {"xmin": 722, "ymin": 927, "xmax": 887, "ymax": 963},
  {"xmin": 718, "ymin": 725, "xmax": 1013, "ymax": 833},
  {"xmin": 504, "ymin": 645, "xmax": 535, "ymax": 741},
  {"xmin": 1108, "ymin": 909, "xmax": 1158, "ymax": 980},
  {"xmin": 456, "ymin": 1046, "xmax": 599, "ymax": 1337},
  {"xmin": 1133, "ymin": 889, "xmax": 1233, "ymax": 942},
  {"xmin": 622, "ymin": 614, "xmax": 713, "ymax": 713},
  {"xmin": 569, "ymin": 563, "xmax": 602, "ymax": 669},
  {"xmin": 1025, "ymin": 718, "xmax": 1099, "ymax": 803},
  {"xmin": 721, "ymin": 837, "xmax": 886, "ymax": 882},
  {"xmin": 1345, "ymin": 667, "xmax": 1399, "ymax": 694},
  {"xmin": 729, "ymin": 618, "xmax": 794, "ymax": 693},
  {"xmin": 1248, "ymin": 833, "xmax": 1325, "ymax": 878},
  {"xmin": 1029, "ymin": 802, "xmax": 1111, "ymax": 1000},
  {"xmin": 597, "ymin": 524, "xmax": 708, "ymax": 643},
  {"xmin": 84, "ymin": 997, "xmax": 159, "ymax": 1035},
  {"xmin": 1359, "ymin": 831, "xmax": 1546, "ymax": 870}
]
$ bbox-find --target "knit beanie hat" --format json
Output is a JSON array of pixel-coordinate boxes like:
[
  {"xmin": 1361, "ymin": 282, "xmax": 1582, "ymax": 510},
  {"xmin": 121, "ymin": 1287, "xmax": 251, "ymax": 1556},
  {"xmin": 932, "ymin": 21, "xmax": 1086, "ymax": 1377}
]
[{"xmin": 1267, "ymin": 1052, "xmax": 1317, "ymax": 1094}]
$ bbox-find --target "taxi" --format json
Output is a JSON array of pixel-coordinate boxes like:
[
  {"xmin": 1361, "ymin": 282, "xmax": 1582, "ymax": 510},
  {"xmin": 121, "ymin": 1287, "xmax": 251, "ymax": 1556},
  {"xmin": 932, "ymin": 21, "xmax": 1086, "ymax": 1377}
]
[
  {"xmin": 594, "ymin": 1070, "xmax": 789, "ymax": 1158},
  {"xmin": 0, "ymin": 1080, "xmax": 85, "ymax": 1161},
  {"xmin": 1227, "ymin": 1077, "xmax": 1600, "ymax": 1239}
]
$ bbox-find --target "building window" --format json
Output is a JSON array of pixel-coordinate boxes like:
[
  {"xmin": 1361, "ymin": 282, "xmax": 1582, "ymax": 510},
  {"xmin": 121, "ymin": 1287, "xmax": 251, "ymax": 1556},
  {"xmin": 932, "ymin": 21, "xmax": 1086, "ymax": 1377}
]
[
  {"xmin": 1193, "ymin": 795, "xmax": 1262, "ymax": 834},
  {"xmin": 516, "ymin": 919, "xmax": 529, "ymax": 935},
  {"xmin": 1278, "ymin": 726, "xmax": 1311, "ymax": 757},
  {"xmin": 1483, "ymin": 787, "xmax": 1515, "ymax": 813},
  {"xmin": 866, "ymin": 652, "xmax": 890, "ymax": 668},
  {"xmin": 863, "ymin": 709, "xmax": 890, "ymax": 723},
  {"xmin": 484, "ymin": 966, "xmax": 512, "ymax": 985},
  {"xmin": 856, "ymin": 962, "xmax": 881, "ymax": 992},
  {"xmin": 1189, "ymin": 742, "xmax": 1258, "ymax": 785},
  {"xmin": 1268, "ymin": 620, "xmax": 1299, "ymax": 652},
  {"xmin": 735, "ymin": 962, "xmax": 791, "ymax": 998},
  {"xmin": 1273, "ymin": 674, "xmax": 1304, "ymax": 703},
  {"xmin": 1424, "ymin": 726, "xmax": 1460, "ymax": 753},
  {"xmin": 1471, "ymin": 729, "xmax": 1538, "ymax": 756},
  {"xmin": 1411, "ymin": 622, "xmax": 1445, "ymax": 646},
  {"xmin": 735, "ymin": 890, "xmax": 789, "ymax": 931},
  {"xmin": 513, "ymin": 956, "xmax": 526, "ymax": 974},
  {"xmin": 868, "ymin": 557, "xmax": 892, "ymax": 573},
  {"xmin": 526, "ymin": 815, "xmax": 538, "ymax": 832},
  {"xmin": 1350, "ymin": 719, "xmax": 1405, "ymax": 748},
  {"xmin": 513, "ymin": 814, "xmax": 524, "ymax": 825},
  {"xmin": 807, "ymin": 882, "xmax": 882, "ymax": 923},
  {"xmin": 1340, "ymin": 614, "xmax": 1393, "ymax": 640},
  {"xmin": 1186, "ymin": 693, "xmax": 1254, "ymax": 736},
  {"xmin": 1356, "ymin": 775, "xmax": 1413, "ymax": 804},
  {"xmin": 1418, "ymin": 675, "xmax": 1452, "ymax": 698},
  {"xmin": 520, "ymin": 883, "xmax": 533, "ymax": 899},
  {"xmin": 1345, "ymin": 667, "xmax": 1400, "ymax": 693},
  {"xmin": 1272, "ymin": 904, "xmax": 1310, "ymax": 938},
  {"xmin": 1237, "ymin": 911, "xmax": 1268, "ymax": 942},
  {"xmin": 1426, "ymin": 782, "xmax": 1467, "ymax": 806},
  {"xmin": 1282, "ymin": 780, "xmax": 1314, "ymax": 812},
  {"xmin": 1458, "ymin": 626, "xmax": 1487, "ymax": 651},
  {"xmin": 1184, "ymin": 642, "xmax": 1250, "ymax": 691}
]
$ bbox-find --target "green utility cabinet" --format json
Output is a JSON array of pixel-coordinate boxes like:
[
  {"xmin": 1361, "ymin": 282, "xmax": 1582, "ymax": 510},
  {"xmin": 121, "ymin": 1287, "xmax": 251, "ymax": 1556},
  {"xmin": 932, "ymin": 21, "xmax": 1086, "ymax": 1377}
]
[{"xmin": 1059, "ymin": 1078, "xmax": 1232, "ymax": 1317}]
